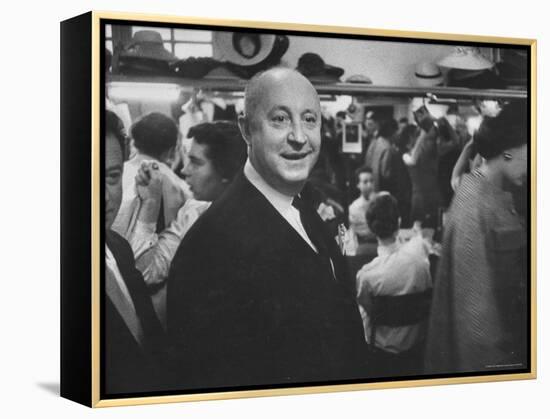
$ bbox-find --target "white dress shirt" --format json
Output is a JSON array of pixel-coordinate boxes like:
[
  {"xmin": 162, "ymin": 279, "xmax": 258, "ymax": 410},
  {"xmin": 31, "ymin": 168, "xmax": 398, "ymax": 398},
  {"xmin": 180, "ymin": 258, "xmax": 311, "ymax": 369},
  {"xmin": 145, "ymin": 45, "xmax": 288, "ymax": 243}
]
[
  {"xmin": 105, "ymin": 245, "xmax": 134, "ymax": 305},
  {"xmin": 129, "ymin": 199, "xmax": 211, "ymax": 285},
  {"xmin": 105, "ymin": 244, "xmax": 144, "ymax": 345},
  {"xmin": 356, "ymin": 235, "xmax": 432, "ymax": 354},
  {"xmin": 244, "ymin": 159, "xmax": 318, "ymax": 253}
]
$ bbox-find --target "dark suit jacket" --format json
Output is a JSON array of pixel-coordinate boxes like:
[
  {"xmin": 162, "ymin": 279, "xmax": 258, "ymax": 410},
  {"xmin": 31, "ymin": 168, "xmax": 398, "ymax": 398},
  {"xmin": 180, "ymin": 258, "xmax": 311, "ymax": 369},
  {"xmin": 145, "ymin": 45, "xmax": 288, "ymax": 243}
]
[
  {"xmin": 167, "ymin": 172, "xmax": 369, "ymax": 390},
  {"xmin": 105, "ymin": 229, "xmax": 165, "ymax": 395}
]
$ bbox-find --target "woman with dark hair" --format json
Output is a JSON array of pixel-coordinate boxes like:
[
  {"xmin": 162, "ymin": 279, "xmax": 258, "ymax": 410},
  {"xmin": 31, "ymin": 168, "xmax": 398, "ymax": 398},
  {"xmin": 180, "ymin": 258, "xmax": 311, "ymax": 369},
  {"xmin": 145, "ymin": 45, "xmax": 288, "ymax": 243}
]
[
  {"xmin": 129, "ymin": 120, "xmax": 248, "ymax": 325},
  {"xmin": 425, "ymin": 101, "xmax": 528, "ymax": 374},
  {"xmin": 181, "ymin": 121, "xmax": 248, "ymax": 201}
]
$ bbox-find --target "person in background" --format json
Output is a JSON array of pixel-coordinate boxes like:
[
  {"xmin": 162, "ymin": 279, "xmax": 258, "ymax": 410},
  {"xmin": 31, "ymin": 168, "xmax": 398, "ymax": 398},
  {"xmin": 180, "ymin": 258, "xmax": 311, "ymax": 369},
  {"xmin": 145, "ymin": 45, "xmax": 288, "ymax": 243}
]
[
  {"xmin": 356, "ymin": 193, "xmax": 432, "ymax": 377},
  {"xmin": 309, "ymin": 108, "xmax": 347, "ymax": 200},
  {"xmin": 436, "ymin": 117, "xmax": 462, "ymax": 208},
  {"xmin": 363, "ymin": 110, "xmax": 380, "ymax": 153},
  {"xmin": 397, "ymin": 117, "xmax": 409, "ymax": 134},
  {"xmin": 111, "ymin": 112, "xmax": 191, "ymax": 243},
  {"xmin": 451, "ymin": 137, "xmax": 484, "ymax": 192},
  {"xmin": 104, "ymin": 110, "xmax": 165, "ymax": 394},
  {"xmin": 364, "ymin": 118, "xmax": 398, "ymax": 193},
  {"xmin": 348, "ymin": 166, "xmax": 377, "ymax": 254},
  {"xmin": 425, "ymin": 101, "xmax": 528, "ymax": 375},
  {"xmin": 402, "ymin": 124, "xmax": 441, "ymax": 228},
  {"xmin": 389, "ymin": 123, "xmax": 413, "ymax": 228},
  {"xmin": 129, "ymin": 121, "xmax": 247, "ymax": 326},
  {"xmin": 167, "ymin": 67, "xmax": 369, "ymax": 390}
]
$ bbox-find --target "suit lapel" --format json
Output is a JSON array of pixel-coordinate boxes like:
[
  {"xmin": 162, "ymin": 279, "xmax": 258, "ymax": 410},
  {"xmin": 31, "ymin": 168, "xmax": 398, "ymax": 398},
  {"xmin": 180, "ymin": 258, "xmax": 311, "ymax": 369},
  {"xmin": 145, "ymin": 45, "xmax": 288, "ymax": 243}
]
[
  {"xmin": 229, "ymin": 172, "xmax": 327, "ymax": 259},
  {"xmin": 226, "ymin": 172, "xmax": 346, "ymax": 282},
  {"xmin": 105, "ymin": 230, "xmax": 162, "ymax": 350}
]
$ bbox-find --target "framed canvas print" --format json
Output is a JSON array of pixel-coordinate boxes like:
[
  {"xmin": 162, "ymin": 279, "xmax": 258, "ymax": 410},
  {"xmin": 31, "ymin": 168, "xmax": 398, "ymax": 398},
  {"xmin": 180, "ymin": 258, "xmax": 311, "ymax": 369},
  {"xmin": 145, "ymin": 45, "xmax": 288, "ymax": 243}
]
[{"xmin": 60, "ymin": 10, "xmax": 536, "ymax": 408}]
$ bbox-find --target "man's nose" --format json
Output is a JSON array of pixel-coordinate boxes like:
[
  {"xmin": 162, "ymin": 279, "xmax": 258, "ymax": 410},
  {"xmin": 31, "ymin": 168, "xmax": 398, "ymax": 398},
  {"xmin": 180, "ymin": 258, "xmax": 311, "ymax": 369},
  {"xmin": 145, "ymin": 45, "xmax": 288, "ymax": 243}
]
[
  {"xmin": 287, "ymin": 122, "xmax": 308, "ymax": 146},
  {"xmin": 105, "ymin": 185, "xmax": 111, "ymax": 203}
]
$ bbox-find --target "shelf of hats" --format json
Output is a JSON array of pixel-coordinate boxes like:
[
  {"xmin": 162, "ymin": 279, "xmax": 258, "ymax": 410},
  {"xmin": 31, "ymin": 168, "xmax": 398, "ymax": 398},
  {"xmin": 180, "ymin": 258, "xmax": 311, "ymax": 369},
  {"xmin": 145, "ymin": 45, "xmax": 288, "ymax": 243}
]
[{"xmin": 106, "ymin": 26, "xmax": 527, "ymax": 125}]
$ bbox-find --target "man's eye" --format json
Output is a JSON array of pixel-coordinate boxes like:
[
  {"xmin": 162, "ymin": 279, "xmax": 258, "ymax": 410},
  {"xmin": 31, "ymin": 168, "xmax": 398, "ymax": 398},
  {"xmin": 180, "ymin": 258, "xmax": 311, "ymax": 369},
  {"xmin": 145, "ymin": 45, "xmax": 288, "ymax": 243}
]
[
  {"xmin": 106, "ymin": 172, "xmax": 121, "ymax": 184},
  {"xmin": 272, "ymin": 114, "xmax": 290, "ymax": 124},
  {"xmin": 304, "ymin": 115, "xmax": 318, "ymax": 125}
]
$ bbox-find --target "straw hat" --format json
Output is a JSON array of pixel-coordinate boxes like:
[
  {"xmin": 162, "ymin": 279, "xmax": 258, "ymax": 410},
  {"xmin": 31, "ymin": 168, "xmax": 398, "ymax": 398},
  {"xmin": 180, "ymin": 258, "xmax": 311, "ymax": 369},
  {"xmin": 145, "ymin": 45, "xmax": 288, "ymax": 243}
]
[{"xmin": 413, "ymin": 62, "xmax": 444, "ymax": 87}]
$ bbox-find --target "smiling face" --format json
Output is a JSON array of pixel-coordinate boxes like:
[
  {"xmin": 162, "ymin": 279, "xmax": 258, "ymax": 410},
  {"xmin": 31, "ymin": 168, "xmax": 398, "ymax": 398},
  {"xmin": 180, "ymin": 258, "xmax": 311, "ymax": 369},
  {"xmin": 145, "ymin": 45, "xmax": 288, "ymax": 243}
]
[{"xmin": 239, "ymin": 69, "xmax": 321, "ymax": 196}]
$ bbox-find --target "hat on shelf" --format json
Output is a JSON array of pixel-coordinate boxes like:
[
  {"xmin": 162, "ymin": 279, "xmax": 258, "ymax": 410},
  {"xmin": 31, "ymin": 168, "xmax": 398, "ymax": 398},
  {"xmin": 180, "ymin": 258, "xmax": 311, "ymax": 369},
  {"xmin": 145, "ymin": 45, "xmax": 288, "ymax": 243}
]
[
  {"xmin": 122, "ymin": 30, "xmax": 177, "ymax": 62},
  {"xmin": 413, "ymin": 62, "xmax": 444, "ymax": 87},
  {"xmin": 437, "ymin": 46, "xmax": 494, "ymax": 70},
  {"xmin": 296, "ymin": 53, "xmax": 344, "ymax": 83},
  {"xmin": 345, "ymin": 74, "xmax": 373, "ymax": 84},
  {"xmin": 213, "ymin": 32, "xmax": 289, "ymax": 67},
  {"xmin": 118, "ymin": 30, "xmax": 177, "ymax": 75}
]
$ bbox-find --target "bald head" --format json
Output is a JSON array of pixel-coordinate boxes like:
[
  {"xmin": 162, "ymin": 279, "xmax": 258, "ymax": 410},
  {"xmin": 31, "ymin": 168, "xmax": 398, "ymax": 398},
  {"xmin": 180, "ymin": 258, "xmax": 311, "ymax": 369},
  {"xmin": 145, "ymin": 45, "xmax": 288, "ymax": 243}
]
[
  {"xmin": 243, "ymin": 67, "xmax": 319, "ymax": 127},
  {"xmin": 237, "ymin": 66, "xmax": 322, "ymax": 196}
]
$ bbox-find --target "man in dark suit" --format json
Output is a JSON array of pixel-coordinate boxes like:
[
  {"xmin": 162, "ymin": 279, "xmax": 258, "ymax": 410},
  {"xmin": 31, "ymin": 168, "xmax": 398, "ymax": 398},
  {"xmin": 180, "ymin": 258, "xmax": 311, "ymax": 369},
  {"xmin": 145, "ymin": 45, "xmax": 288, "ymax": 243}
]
[
  {"xmin": 104, "ymin": 110, "xmax": 165, "ymax": 394},
  {"xmin": 167, "ymin": 68, "xmax": 369, "ymax": 390}
]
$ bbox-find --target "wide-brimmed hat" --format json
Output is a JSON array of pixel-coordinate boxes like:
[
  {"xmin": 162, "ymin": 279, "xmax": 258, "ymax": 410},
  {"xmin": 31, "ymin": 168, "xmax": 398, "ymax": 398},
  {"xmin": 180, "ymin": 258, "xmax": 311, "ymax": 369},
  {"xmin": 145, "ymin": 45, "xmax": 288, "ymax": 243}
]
[
  {"xmin": 296, "ymin": 53, "xmax": 344, "ymax": 83},
  {"xmin": 413, "ymin": 62, "xmax": 444, "ymax": 87},
  {"xmin": 121, "ymin": 30, "xmax": 177, "ymax": 62},
  {"xmin": 437, "ymin": 46, "xmax": 494, "ymax": 70},
  {"xmin": 213, "ymin": 32, "xmax": 288, "ymax": 67}
]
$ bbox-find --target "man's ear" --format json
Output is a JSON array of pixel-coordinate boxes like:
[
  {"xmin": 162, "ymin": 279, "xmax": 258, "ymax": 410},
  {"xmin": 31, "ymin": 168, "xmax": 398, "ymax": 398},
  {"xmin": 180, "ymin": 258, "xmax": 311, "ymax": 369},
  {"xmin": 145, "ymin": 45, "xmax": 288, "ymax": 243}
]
[{"xmin": 238, "ymin": 115, "xmax": 251, "ymax": 147}]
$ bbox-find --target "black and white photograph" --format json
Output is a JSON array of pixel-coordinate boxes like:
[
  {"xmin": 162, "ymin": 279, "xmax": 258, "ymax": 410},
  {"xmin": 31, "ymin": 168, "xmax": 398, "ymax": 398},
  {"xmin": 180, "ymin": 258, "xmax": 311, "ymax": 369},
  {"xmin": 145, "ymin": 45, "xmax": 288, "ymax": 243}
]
[{"xmin": 99, "ymin": 17, "xmax": 533, "ymax": 401}]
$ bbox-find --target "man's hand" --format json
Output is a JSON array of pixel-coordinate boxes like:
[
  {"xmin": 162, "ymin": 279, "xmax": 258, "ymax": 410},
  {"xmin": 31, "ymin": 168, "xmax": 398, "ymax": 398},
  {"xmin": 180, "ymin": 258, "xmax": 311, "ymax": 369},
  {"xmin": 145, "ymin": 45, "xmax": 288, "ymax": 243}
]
[
  {"xmin": 136, "ymin": 161, "xmax": 162, "ymax": 203},
  {"xmin": 135, "ymin": 161, "xmax": 163, "ymax": 225}
]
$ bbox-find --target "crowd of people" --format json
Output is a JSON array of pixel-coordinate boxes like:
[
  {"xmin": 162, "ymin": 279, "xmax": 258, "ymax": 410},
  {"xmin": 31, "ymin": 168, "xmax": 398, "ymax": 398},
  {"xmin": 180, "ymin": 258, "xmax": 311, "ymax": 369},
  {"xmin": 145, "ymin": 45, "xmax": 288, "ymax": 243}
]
[{"xmin": 104, "ymin": 66, "xmax": 528, "ymax": 395}]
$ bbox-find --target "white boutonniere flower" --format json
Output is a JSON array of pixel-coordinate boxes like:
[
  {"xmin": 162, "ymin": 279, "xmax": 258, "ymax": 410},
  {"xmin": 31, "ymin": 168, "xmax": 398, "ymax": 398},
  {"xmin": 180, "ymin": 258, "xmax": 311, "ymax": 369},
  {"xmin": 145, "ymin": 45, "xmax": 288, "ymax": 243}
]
[{"xmin": 317, "ymin": 202, "xmax": 336, "ymax": 221}]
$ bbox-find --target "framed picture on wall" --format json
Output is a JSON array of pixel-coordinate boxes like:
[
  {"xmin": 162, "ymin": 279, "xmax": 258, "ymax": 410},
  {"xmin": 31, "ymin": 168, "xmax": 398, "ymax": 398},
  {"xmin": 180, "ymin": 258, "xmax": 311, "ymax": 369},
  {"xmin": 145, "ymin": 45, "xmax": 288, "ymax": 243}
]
[
  {"xmin": 342, "ymin": 121, "xmax": 363, "ymax": 153},
  {"xmin": 61, "ymin": 10, "xmax": 536, "ymax": 407}
]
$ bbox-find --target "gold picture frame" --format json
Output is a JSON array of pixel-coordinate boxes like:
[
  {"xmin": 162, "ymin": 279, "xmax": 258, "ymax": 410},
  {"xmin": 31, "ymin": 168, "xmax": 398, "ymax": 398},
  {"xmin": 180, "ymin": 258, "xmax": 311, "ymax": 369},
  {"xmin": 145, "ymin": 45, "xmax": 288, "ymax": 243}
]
[{"xmin": 60, "ymin": 10, "xmax": 536, "ymax": 408}]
